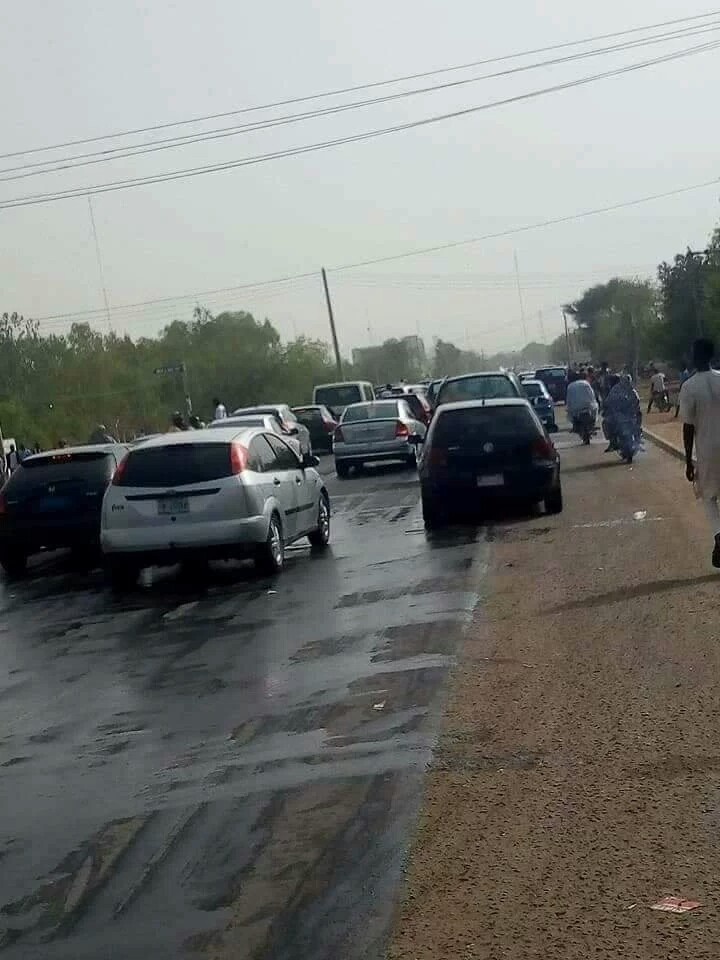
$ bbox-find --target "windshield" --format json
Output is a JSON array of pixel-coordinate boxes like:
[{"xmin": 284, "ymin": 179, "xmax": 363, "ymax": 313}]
[
  {"xmin": 117, "ymin": 443, "xmax": 234, "ymax": 487},
  {"xmin": 537, "ymin": 368, "xmax": 566, "ymax": 380},
  {"xmin": 433, "ymin": 407, "xmax": 540, "ymax": 447},
  {"xmin": 438, "ymin": 375, "xmax": 518, "ymax": 404},
  {"xmin": 315, "ymin": 385, "xmax": 362, "ymax": 408},
  {"xmin": 523, "ymin": 382, "xmax": 544, "ymax": 398},
  {"xmin": 342, "ymin": 402, "xmax": 399, "ymax": 422},
  {"xmin": 8, "ymin": 452, "xmax": 116, "ymax": 491}
]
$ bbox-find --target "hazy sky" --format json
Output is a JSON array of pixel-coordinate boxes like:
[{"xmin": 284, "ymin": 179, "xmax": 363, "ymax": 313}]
[{"xmin": 1, "ymin": 0, "xmax": 719, "ymax": 355}]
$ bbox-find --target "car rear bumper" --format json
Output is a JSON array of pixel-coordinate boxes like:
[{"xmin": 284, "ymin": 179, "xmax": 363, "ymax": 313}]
[
  {"xmin": 0, "ymin": 519, "xmax": 101, "ymax": 554},
  {"xmin": 422, "ymin": 464, "xmax": 559, "ymax": 502},
  {"xmin": 101, "ymin": 516, "xmax": 268, "ymax": 556},
  {"xmin": 335, "ymin": 439, "xmax": 413, "ymax": 462}
]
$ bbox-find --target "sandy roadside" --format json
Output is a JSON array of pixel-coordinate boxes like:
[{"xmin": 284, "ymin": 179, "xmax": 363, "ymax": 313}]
[{"xmin": 388, "ymin": 434, "xmax": 720, "ymax": 960}]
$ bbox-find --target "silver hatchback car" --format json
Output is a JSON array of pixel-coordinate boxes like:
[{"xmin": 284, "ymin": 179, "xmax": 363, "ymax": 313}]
[
  {"xmin": 333, "ymin": 399, "xmax": 427, "ymax": 478},
  {"xmin": 101, "ymin": 427, "xmax": 330, "ymax": 586}
]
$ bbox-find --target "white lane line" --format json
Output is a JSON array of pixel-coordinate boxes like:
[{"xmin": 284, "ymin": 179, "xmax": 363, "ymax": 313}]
[{"xmin": 163, "ymin": 601, "xmax": 199, "ymax": 621}]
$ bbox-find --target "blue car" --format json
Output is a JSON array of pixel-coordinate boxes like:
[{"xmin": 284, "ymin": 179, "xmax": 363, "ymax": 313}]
[{"xmin": 522, "ymin": 379, "xmax": 558, "ymax": 432}]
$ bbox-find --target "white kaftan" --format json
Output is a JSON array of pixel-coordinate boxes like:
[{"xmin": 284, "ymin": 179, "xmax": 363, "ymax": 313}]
[{"xmin": 679, "ymin": 370, "xmax": 720, "ymax": 498}]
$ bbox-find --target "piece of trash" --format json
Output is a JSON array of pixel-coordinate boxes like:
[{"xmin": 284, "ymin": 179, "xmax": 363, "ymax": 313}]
[
  {"xmin": 651, "ymin": 897, "xmax": 701, "ymax": 914},
  {"xmin": 633, "ymin": 510, "xmax": 648, "ymax": 521},
  {"xmin": 625, "ymin": 903, "xmax": 637, "ymax": 911},
  {"xmin": 267, "ymin": 590, "xmax": 277, "ymax": 595},
  {"xmin": 372, "ymin": 701, "xmax": 386, "ymax": 711}
]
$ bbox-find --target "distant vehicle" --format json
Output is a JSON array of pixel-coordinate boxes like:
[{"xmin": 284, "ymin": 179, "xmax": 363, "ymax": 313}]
[
  {"xmin": 333, "ymin": 400, "xmax": 426, "ymax": 478},
  {"xmin": 435, "ymin": 371, "xmax": 523, "ymax": 407},
  {"xmin": 416, "ymin": 398, "xmax": 562, "ymax": 528},
  {"xmin": 535, "ymin": 366, "xmax": 568, "ymax": 402},
  {"xmin": 208, "ymin": 414, "xmax": 301, "ymax": 455},
  {"xmin": 0, "ymin": 444, "xmax": 129, "ymax": 576},
  {"xmin": 101, "ymin": 427, "xmax": 330, "ymax": 586},
  {"xmin": 521, "ymin": 379, "xmax": 558, "ymax": 432},
  {"xmin": 291, "ymin": 405, "xmax": 338, "ymax": 453},
  {"xmin": 312, "ymin": 381, "xmax": 375, "ymax": 417},
  {"xmin": 231, "ymin": 404, "xmax": 311, "ymax": 457},
  {"xmin": 518, "ymin": 371, "xmax": 535, "ymax": 381}
]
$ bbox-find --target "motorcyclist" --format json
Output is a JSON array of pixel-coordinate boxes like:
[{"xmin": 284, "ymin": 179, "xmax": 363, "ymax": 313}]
[
  {"xmin": 566, "ymin": 372, "xmax": 598, "ymax": 434},
  {"xmin": 604, "ymin": 374, "xmax": 642, "ymax": 462}
]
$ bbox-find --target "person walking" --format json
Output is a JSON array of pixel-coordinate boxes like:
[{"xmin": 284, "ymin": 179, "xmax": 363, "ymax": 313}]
[
  {"xmin": 6, "ymin": 444, "xmax": 18, "ymax": 474},
  {"xmin": 213, "ymin": 397, "xmax": 227, "ymax": 420},
  {"xmin": 680, "ymin": 338, "xmax": 720, "ymax": 567},
  {"xmin": 647, "ymin": 368, "xmax": 668, "ymax": 413}
]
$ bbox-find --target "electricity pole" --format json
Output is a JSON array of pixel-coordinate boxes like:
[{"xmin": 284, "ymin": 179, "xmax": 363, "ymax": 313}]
[
  {"xmin": 562, "ymin": 309, "xmax": 572, "ymax": 368},
  {"xmin": 321, "ymin": 268, "xmax": 343, "ymax": 379},
  {"xmin": 513, "ymin": 251, "xmax": 528, "ymax": 344},
  {"xmin": 687, "ymin": 248, "xmax": 710, "ymax": 337}
]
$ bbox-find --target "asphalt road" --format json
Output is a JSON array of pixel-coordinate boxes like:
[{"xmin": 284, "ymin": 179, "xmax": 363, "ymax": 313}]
[{"xmin": 0, "ymin": 455, "xmax": 487, "ymax": 959}]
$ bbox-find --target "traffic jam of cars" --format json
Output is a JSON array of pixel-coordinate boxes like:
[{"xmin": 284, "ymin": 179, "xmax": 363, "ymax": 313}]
[{"xmin": 0, "ymin": 369, "xmax": 567, "ymax": 583}]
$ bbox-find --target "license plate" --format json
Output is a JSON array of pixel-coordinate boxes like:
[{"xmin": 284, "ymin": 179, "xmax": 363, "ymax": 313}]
[
  {"xmin": 477, "ymin": 474, "xmax": 504, "ymax": 487},
  {"xmin": 158, "ymin": 497, "xmax": 189, "ymax": 515}
]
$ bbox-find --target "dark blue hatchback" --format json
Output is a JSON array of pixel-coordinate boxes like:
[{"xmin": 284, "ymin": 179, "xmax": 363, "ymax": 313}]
[{"xmin": 521, "ymin": 379, "xmax": 557, "ymax": 433}]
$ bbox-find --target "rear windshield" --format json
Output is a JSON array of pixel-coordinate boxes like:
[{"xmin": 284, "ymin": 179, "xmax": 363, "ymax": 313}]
[
  {"xmin": 342, "ymin": 402, "xmax": 399, "ymax": 422},
  {"xmin": 315, "ymin": 385, "xmax": 362, "ymax": 407},
  {"xmin": 208, "ymin": 418, "xmax": 264, "ymax": 429},
  {"xmin": 293, "ymin": 408, "xmax": 321, "ymax": 421},
  {"xmin": 537, "ymin": 368, "xmax": 566, "ymax": 380},
  {"xmin": 117, "ymin": 443, "xmax": 233, "ymax": 487},
  {"xmin": 7, "ymin": 452, "xmax": 116, "ymax": 491},
  {"xmin": 438, "ymin": 375, "xmax": 518, "ymax": 404},
  {"xmin": 433, "ymin": 407, "xmax": 541, "ymax": 446},
  {"xmin": 523, "ymin": 382, "xmax": 544, "ymax": 398}
]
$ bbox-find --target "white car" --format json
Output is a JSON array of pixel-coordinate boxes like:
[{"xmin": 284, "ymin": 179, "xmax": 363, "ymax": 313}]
[
  {"xmin": 101, "ymin": 427, "xmax": 330, "ymax": 587},
  {"xmin": 207, "ymin": 414, "xmax": 302, "ymax": 455}
]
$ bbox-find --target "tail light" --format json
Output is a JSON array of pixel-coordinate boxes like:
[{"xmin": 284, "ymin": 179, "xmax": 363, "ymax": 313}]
[
  {"xmin": 395, "ymin": 421, "xmax": 410, "ymax": 438},
  {"xmin": 532, "ymin": 437, "xmax": 554, "ymax": 460},
  {"xmin": 230, "ymin": 442, "xmax": 249, "ymax": 474},
  {"xmin": 112, "ymin": 455, "xmax": 129, "ymax": 485},
  {"xmin": 427, "ymin": 447, "xmax": 448, "ymax": 468},
  {"xmin": 334, "ymin": 426, "xmax": 345, "ymax": 443},
  {"xmin": 322, "ymin": 418, "xmax": 336, "ymax": 432}
]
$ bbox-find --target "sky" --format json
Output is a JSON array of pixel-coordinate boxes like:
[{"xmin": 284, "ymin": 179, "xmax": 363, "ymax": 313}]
[{"xmin": 1, "ymin": 0, "xmax": 719, "ymax": 356}]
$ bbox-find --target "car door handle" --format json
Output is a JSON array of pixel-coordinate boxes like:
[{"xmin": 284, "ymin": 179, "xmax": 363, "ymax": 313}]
[{"xmin": 273, "ymin": 477, "xmax": 282, "ymax": 486}]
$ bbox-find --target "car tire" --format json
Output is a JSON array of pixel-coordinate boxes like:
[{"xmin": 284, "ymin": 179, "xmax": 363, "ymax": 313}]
[
  {"xmin": 107, "ymin": 560, "xmax": 140, "ymax": 590},
  {"xmin": 422, "ymin": 495, "xmax": 446, "ymax": 530},
  {"xmin": 544, "ymin": 485, "xmax": 563, "ymax": 515},
  {"xmin": 255, "ymin": 514, "xmax": 284, "ymax": 575},
  {"xmin": 335, "ymin": 461, "xmax": 350, "ymax": 479},
  {"xmin": 308, "ymin": 495, "xmax": 330, "ymax": 549},
  {"xmin": 0, "ymin": 552, "xmax": 27, "ymax": 578}
]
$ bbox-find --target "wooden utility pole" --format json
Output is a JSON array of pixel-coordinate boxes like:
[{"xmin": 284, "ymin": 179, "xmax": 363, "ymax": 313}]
[
  {"xmin": 321, "ymin": 268, "xmax": 343, "ymax": 379},
  {"xmin": 563, "ymin": 310, "xmax": 572, "ymax": 368},
  {"xmin": 513, "ymin": 251, "xmax": 528, "ymax": 344}
]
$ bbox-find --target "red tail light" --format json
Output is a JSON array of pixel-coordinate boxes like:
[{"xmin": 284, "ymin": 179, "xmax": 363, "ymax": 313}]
[
  {"xmin": 532, "ymin": 437, "xmax": 554, "ymax": 460},
  {"xmin": 395, "ymin": 421, "xmax": 410, "ymax": 438},
  {"xmin": 112, "ymin": 455, "xmax": 129, "ymax": 485},
  {"xmin": 334, "ymin": 426, "xmax": 345, "ymax": 443},
  {"xmin": 322, "ymin": 418, "xmax": 336, "ymax": 432},
  {"xmin": 428, "ymin": 447, "xmax": 448, "ymax": 468},
  {"xmin": 230, "ymin": 442, "xmax": 249, "ymax": 474}
]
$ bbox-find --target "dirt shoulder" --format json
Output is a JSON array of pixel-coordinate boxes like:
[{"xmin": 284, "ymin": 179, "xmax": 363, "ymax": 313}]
[{"xmin": 389, "ymin": 435, "xmax": 720, "ymax": 960}]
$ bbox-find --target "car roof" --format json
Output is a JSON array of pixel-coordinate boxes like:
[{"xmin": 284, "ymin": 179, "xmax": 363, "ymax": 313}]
[
  {"xmin": 125, "ymin": 428, "xmax": 260, "ymax": 450},
  {"xmin": 345, "ymin": 398, "xmax": 399, "ymax": 408},
  {"xmin": 522, "ymin": 379, "xmax": 547, "ymax": 388},
  {"xmin": 22, "ymin": 443, "xmax": 128, "ymax": 463},
  {"xmin": 435, "ymin": 398, "xmax": 533, "ymax": 413},
  {"xmin": 232, "ymin": 404, "xmax": 286, "ymax": 414},
  {"xmin": 315, "ymin": 381, "xmax": 369, "ymax": 388},
  {"xmin": 441, "ymin": 370, "xmax": 513, "ymax": 384}
]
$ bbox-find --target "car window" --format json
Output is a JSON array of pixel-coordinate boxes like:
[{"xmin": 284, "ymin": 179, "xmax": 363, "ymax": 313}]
[
  {"xmin": 523, "ymin": 383, "xmax": 543, "ymax": 398},
  {"xmin": 537, "ymin": 368, "xmax": 566, "ymax": 380},
  {"xmin": 117, "ymin": 443, "xmax": 235, "ymax": 486},
  {"xmin": 403, "ymin": 396, "xmax": 423, "ymax": 419},
  {"xmin": 249, "ymin": 436, "xmax": 278, "ymax": 472},
  {"xmin": 432, "ymin": 407, "xmax": 541, "ymax": 447},
  {"xmin": 342, "ymin": 402, "xmax": 399, "ymax": 422},
  {"xmin": 438, "ymin": 376, "xmax": 518, "ymax": 404},
  {"xmin": 8, "ymin": 451, "xmax": 117, "ymax": 492},
  {"xmin": 315, "ymin": 385, "xmax": 362, "ymax": 408},
  {"xmin": 266, "ymin": 435, "xmax": 300, "ymax": 470}
]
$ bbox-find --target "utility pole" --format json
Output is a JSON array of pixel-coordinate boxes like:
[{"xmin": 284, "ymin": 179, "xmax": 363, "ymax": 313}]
[
  {"xmin": 538, "ymin": 309, "xmax": 547, "ymax": 343},
  {"xmin": 687, "ymin": 248, "xmax": 710, "ymax": 337},
  {"xmin": 562, "ymin": 309, "xmax": 572, "ymax": 368},
  {"xmin": 88, "ymin": 195, "xmax": 112, "ymax": 329},
  {"xmin": 181, "ymin": 362, "xmax": 192, "ymax": 416},
  {"xmin": 321, "ymin": 268, "xmax": 343, "ymax": 379},
  {"xmin": 513, "ymin": 251, "xmax": 528, "ymax": 344}
]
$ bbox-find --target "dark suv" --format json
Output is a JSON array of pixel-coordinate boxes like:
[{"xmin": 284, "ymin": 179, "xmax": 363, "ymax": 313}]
[
  {"xmin": 0, "ymin": 444, "xmax": 128, "ymax": 576},
  {"xmin": 435, "ymin": 371, "xmax": 523, "ymax": 407}
]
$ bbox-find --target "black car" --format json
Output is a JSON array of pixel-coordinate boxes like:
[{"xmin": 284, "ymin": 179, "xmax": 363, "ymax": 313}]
[
  {"xmin": 434, "ymin": 371, "xmax": 523, "ymax": 407},
  {"xmin": 0, "ymin": 444, "xmax": 128, "ymax": 576},
  {"xmin": 416, "ymin": 399, "xmax": 562, "ymax": 528},
  {"xmin": 291, "ymin": 405, "xmax": 338, "ymax": 453},
  {"xmin": 535, "ymin": 366, "xmax": 568, "ymax": 402}
]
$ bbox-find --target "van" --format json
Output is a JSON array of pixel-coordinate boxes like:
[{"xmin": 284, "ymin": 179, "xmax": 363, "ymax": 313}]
[{"xmin": 312, "ymin": 381, "xmax": 375, "ymax": 417}]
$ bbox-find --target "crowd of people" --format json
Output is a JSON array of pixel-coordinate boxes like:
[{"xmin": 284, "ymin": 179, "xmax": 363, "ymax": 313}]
[{"xmin": 565, "ymin": 362, "xmax": 643, "ymax": 461}]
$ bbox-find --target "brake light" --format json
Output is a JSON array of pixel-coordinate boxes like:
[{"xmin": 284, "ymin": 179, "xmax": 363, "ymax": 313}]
[
  {"xmin": 322, "ymin": 417, "xmax": 336, "ymax": 432},
  {"xmin": 532, "ymin": 437, "xmax": 554, "ymax": 460},
  {"xmin": 395, "ymin": 421, "xmax": 410, "ymax": 438},
  {"xmin": 428, "ymin": 447, "xmax": 448, "ymax": 468},
  {"xmin": 230, "ymin": 443, "xmax": 249, "ymax": 474},
  {"xmin": 112, "ymin": 455, "xmax": 129, "ymax": 485},
  {"xmin": 334, "ymin": 426, "xmax": 345, "ymax": 443}
]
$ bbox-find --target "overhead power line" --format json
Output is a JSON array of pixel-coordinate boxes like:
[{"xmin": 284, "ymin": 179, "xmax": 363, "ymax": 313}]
[
  {"xmin": 2, "ymin": 8, "xmax": 718, "ymax": 163},
  {"xmin": 2, "ymin": 38, "xmax": 717, "ymax": 211},
  {"xmin": 2, "ymin": 21, "xmax": 719, "ymax": 184},
  {"xmin": 32, "ymin": 174, "xmax": 720, "ymax": 328}
]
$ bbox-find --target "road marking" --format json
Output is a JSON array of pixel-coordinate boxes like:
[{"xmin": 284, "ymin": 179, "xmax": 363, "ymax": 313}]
[
  {"xmin": 163, "ymin": 601, "xmax": 199, "ymax": 621},
  {"xmin": 573, "ymin": 516, "xmax": 665, "ymax": 529}
]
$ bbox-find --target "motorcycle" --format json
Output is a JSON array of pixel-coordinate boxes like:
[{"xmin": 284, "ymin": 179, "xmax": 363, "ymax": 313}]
[
  {"xmin": 616, "ymin": 421, "xmax": 639, "ymax": 463},
  {"xmin": 573, "ymin": 409, "xmax": 596, "ymax": 445}
]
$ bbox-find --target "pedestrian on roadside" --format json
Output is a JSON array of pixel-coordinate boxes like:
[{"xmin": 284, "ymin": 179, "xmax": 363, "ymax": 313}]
[
  {"xmin": 680, "ymin": 338, "xmax": 720, "ymax": 567},
  {"xmin": 213, "ymin": 397, "xmax": 227, "ymax": 420},
  {"xmin": 647, "ymin": 368, "xmax": 668, "ymax": 413},
  {"xmin": 169, "ymin": 411, "xmax": 187, "ymax": 432}
]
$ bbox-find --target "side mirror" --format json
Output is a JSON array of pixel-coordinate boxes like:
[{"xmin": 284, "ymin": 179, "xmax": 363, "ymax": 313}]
[{"xmin": 302, "ymin": 453, "xmax": 321, "ymax": 468}]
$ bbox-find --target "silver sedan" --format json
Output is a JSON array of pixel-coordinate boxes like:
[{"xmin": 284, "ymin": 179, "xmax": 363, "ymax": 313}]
[{"xmin": 333, "ymin": 400, "xmax": 426, "ymax": 478}]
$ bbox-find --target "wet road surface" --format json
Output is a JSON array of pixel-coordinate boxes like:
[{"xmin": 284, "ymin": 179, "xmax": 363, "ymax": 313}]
[{"xmin": 0, "ymin": 456, "xmax": 487, "ymax": 959}]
